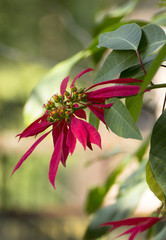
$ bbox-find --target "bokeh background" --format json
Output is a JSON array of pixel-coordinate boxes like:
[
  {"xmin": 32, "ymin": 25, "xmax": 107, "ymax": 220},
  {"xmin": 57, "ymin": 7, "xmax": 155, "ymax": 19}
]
[{"xmin": 0, "ymin": 0, "xmax": 165, "ymax": 239}]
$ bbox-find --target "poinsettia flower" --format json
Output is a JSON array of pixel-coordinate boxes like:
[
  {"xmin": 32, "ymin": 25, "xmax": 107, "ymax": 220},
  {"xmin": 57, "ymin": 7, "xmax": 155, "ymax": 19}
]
[
  {"xmin": 100, "ymin": 216, "xmax": 163, "ymax": 240},
  {"xmin": 69, "ymin": 68, "xmax": 142, "ymax": 123},
  {"xmin": 12, "ymin": 68, "xmax": 142, "ymax": 189}
]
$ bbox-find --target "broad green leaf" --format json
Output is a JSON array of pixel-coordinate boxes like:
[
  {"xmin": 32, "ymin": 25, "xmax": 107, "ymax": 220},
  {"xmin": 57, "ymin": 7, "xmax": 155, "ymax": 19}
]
[
  {"xmin": 88, "ymin": 20, "xmax": 147, "ymax": 53},
  {"xmin": 91, "ymin": 18, "xmax": 124, "ymax": 64},
  {"xmin": 98, "ymin": 23, "xmax": 142, "ymax": 50},
  {"xmin": 149, "ymin": 110, "xmax": 166, "ymax": 195},
  {"xmin": 146, "ymin": 160, "xmax": 164, "ymax": 202},
  {"xmin": 124, "ymin": 23, "xmax": 166, "ymax": 80},
  {"xmin": 85, "ymin": 156, "xmax": 131, "ymax": 214},
  {"xmin": 23, "ymin": 50, "xmax": 91, "ymax": 124},
  {"xmin": 95, "ymin": 24, "xmax": 166, "ymax": 83},
  {"xmin": 139, "ymin": 24, "xmax": 166, "ymax": 59},
  {"xmin": 83, "ymin": 163, "xmax": 146, "ymax": 239},
  {"xmin": 89, "ymin": 111, "xmax": 100, "ymax": 130},
  {"xmin": 125, "ymin": 94, "xmax": 143, "ymax": 122},
  {"xmin": 120, "ymin": 54, "xmax": 157, "ymax": 79},
  {"xmin": 123, "ymin": 28, "xmax": 166, "ymax": 121},
  {"xmin": 105, "ymin": 98, "xmax": 142, "ymax": 140},
  {"xmin": 94, "ymin": 50, "xmax": 139, "ymax": 83},
  {"xmin": 87, "ymin": 20, "xmax": 144, "ymax": 53},
  {"xmin": 139, "ymin": 43, "xmax": 166, "ymax": 94},
  {"xmin": 153, "ymin": 226, "xmax": 166, "ymax": 240}
]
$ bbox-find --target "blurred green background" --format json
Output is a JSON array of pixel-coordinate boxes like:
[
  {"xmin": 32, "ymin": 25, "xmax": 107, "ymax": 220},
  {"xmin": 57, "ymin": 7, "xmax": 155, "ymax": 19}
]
[{"xmin": 0, "ymin": 0, "xmax": 163, "ymax": 239}]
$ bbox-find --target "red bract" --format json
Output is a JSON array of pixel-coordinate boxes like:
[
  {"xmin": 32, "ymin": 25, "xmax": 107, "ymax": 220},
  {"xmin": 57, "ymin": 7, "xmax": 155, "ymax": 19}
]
[
  {"xmin": 12, "ymin": 68, "xmax": 142, "ymax": 189},
  {"xmin": 100, "ymin": 216, "xmax": 162, "ymax": 240}
]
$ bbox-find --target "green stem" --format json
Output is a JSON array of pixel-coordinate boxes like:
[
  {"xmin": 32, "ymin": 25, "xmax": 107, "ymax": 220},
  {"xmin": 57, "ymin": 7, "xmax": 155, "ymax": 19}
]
[{"xmin": 146, "ymin": 83, "xmax": 166, "ymax": 91}]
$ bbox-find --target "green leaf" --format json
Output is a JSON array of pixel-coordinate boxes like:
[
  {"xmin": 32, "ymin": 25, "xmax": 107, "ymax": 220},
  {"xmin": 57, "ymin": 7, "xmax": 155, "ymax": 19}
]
[
  {"xmin": 146, "ymin": 160, "xmax": 165, "ymax": 202},
  {"xmin": 121, "ymin": 24, "xmax": 166, "ymax": 78},
  {"xmin": 98, "ymin": 23, "xmax": 142, "ymax": 50},
  {"xmin": 104, "ymin": 98, "xmax": 142, "ymax": 140},
  {"xmin": 89, "ymin": 111, "xmax": 100, "ymax": 130},
  {"xmin": 83, "ymin": 163, "xmax": 146, "ymax": 239},
  {"xmin": 139, "ymin": 24, "xmax": 166, "ymax": 59},
  {"xmin": 85, "ymin": 156, "xmax": 131, "ymax": 214},
  {"xmin": 125, "ymin": 94, "xmax": 143, "ymax": 122},
  {"xmin": 149, "ymin": 109, "xmax": 166, "ymax": 195},
  {"xmin": 23, "ymin": 50, "xmax": 91, "ymax": 124},
  {"xmin": 95, "ymin": 24, "xmax": 166, "ymax": 84},
  {"xmin": 89, "ymin": 17, "xmax": 147, "ymax": 52},
  {"xmin": 88, "ymin": 21, "xmax": 144, "ymax": 55},
  {"xmin": 153, "ymin": 226, "xmax": 166, "ymax": 240},
  {"xmin": 88, "ymin": 20, "xmax": 146, "ymax": 54},
  {"xmin": 120, "ymin": 54, "xmax": 157, "ymax": 79},
  {"xmin": 94, "ymin": 50, "xmax": 139, "ymax": 83},
  {"xmin": 139, "ymin": 43, "xmax": 166, "ymax": 94}
]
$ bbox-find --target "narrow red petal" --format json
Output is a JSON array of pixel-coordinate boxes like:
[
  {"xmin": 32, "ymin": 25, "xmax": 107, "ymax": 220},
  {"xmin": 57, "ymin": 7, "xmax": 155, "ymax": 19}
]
[
  {"xmin": 129, "ymin": 231, "xmax": 139, "ymax": 240},
  {"xmin": 52, "ymin": 121, "xmax": 64, "ymax": 146},
  {"xmin": 70, "ymin": 117, "xmax": 88, "ymax": 150},
  {"xmin": 70, "ymin": 68, "xmax": 94, "ymax": 88},
  {"xmin": 87, "ymin": 98, "xmax": 105, "ymax": 104},
  {"xmin": 66, "ymin": 126, "xmax": 76, "ymax": 155},
  {"xmin": 12, "ymin": 130, "xmax": 51, "ymax": 175},
  {"xmin": 60, "ymin": 76, "xmax": 70, "ymax": 95},
  {"xmin": 83, "ymin": 121, "xmax": 102, "ymax": 148},
  {"xmin": 74, "ymin": 109, "xmax": 87, "ymax": 120},
  {"xmin": 86, "ymin": 85, "xmax": 140, "ymax": 100},
  {"xmin": 86, "ymin": 78, "xmax": 142, "ymax": 91},
  {"xmin": 61, "ymin": 124, "xmax": 69, "ymax": 167},
  {"xmin": 101, "ymin": 217, "xmax": 162, "ymax": 240},
  {"xmin": 87, "ymin": 136, "xmax": 93, "ymax": 150},
  {"xmin": 115, "ymin": 226, "xmax": 141, "ymax": 240},
  {"xmin": 19, "ymin": 122, "xmax": 51, "ymax": 138},
  {"xmin": 87, "ymin": 105, "xmax": 105, "ymax": 124},
  {"xmin": 17, "ymin": 112, "xmax": 49, "ymax": 139},
  {"xmin": 49, "ymin": 130, "xmax": 64, "ymax": 189},
  {"xmin": 140, "ymin": 217, "xmax": 161, "ymax": 232},
  {"xmin": 101, "ymin": 217, "xmax": 155, "ymax": 228}
]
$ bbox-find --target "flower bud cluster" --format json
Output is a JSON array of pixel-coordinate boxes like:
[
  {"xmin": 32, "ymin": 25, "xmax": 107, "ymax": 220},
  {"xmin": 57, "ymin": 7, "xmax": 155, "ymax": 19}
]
[{"xmin": 44, "ymin": 87, "xmax": 87, "ymax": 122}]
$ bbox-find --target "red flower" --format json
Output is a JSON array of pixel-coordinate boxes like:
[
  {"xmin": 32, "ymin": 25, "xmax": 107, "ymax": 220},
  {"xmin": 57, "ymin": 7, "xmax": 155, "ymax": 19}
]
[
  {"xmin": 100, "ymin": 216, "xmax": 163, "ymax": 240},
  {"xmin": 12, "ymin": 68, "xmax": 141, "ymax": 188}
]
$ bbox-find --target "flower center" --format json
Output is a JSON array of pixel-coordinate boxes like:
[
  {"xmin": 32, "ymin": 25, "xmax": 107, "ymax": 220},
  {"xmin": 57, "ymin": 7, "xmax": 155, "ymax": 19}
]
[{"xmin": 44, "ymin": 87, "xmax": 87, "ymax": 122}]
